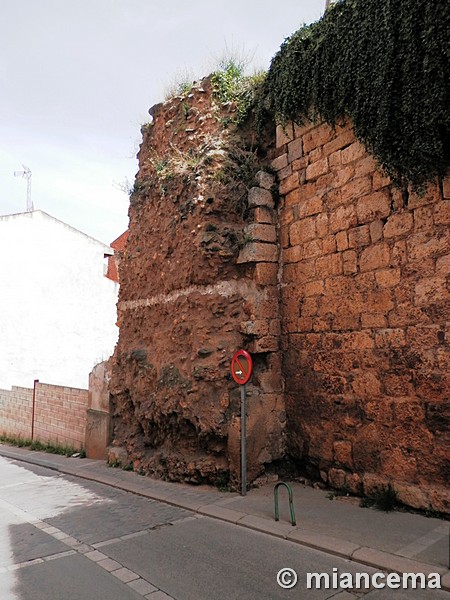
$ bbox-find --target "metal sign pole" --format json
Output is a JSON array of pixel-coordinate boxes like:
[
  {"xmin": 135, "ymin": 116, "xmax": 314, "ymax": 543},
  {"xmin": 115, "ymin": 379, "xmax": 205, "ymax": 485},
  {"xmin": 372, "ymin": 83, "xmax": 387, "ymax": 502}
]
[
  {"xmin": 241, "ymin": 384, "xmax": 246, "ymax": 496},
  {"xmin": 231, "ymin": 350, "xmax": 252, "ymax": 497}
]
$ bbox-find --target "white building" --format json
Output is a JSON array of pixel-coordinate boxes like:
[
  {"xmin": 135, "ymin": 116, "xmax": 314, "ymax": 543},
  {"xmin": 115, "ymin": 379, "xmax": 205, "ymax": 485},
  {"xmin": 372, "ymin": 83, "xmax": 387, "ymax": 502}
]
[{"xmin": 0, "ymin": 210, "xmax": 119, "ymax": 390}]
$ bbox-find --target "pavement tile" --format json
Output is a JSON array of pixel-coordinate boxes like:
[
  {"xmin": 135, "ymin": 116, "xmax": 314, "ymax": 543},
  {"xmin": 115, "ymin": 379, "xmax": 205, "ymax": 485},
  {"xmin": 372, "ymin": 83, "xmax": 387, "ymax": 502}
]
[
  {"xmin": 61, "ymin": 536, "xmax": 80, "ymax": 547},
  {"xmin": 84, "ymin": 550, "xmax": 108, "ymax": 562},
  {"xmin": 145, "ymin": 591, "xmax": 174, "ymax": 600},
  {"xmin": 198, "ymin": 504, "xmax": 247, "ymax": 523},
  {"xmin": 237, "ymin": 514, "xmax": 293, "ymax": 538},
  {"xmin": 127, "ymin": 578, "xmax": 158, "ymax": 595},
  {"xmin": 352, "ymin": 547, "xmax": 448, "ymax": 576},
  {"xmin": 111, "ymin": 566, "xmax": 140, "ymax": 583},
  {"xmin": 72, "ymin": 460, "xmax": 103, "ymax": 470},
  {"xmin": 97, "ymin": 557, "xmax": 122, "ymax": 572},
  {"xmin": 165, "ymin": 495, "xmax": 204, "ymax": 511},
  {"xmin": 59, "ymin": 466, "xmax": 82, "ymax": 477},
  {"xmin": 52, "ymin": 531, "xmax": 69, "ymax": 540},
  {"xmin": 134, "ymin": 488, "xmax": 171, "ymax": 503},
  {"xmin": 78, "ymin": 472, "xmax": 122, "ymax": 485},
  {"xmin": 73, "ymin": 543, "xmax": 93, "ymax": 554},
  {"xmin": 287, "ymin": 529, "xmax": 360, "ymax": 559},
  {"xmin": 41, "ymin": 526, "xmax": 60, "ymax": 535},
  {"xmin": 215, "ymin": 495, "xmax": 241, "ymax": 507}
]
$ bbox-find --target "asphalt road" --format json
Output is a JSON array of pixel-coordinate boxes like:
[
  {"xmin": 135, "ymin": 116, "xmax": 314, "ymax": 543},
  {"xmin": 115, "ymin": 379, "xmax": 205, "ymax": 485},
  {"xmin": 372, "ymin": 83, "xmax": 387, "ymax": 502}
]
[{"xmin": 0, "ymin": 457, "xmax": 448, "ymax": 600}]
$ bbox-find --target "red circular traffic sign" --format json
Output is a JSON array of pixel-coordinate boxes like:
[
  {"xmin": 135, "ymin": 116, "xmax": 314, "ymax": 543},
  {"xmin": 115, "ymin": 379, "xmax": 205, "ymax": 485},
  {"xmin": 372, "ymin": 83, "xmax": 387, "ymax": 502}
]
[{"xmin": 231, "ymin": 350, "xmax": 253, "ymax": 385}]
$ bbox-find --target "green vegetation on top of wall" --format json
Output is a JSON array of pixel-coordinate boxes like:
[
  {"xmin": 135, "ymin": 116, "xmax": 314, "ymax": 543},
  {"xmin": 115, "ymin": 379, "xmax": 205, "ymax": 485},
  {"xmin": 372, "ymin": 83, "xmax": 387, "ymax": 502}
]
[
  {"xmin": 211, "ymin": 58, "xmax": 266, "ymax": 126},
  {"xmin": 257, "ymin": 0, "xmax": 450, "ymax": 188}
]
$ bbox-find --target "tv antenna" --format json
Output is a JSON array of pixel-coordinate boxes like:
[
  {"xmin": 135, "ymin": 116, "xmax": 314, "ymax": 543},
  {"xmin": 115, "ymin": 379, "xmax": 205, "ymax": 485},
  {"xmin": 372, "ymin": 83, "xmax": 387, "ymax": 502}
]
[{"xmin": 14, "ymin": 165, "xmax": 33, "ymax": 212}]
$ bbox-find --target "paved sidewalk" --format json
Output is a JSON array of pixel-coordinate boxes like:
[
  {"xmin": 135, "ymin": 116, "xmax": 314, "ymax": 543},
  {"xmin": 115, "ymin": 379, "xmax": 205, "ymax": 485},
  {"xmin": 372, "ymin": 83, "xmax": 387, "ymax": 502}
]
[{"xmin": 1, "ymin": 443, "xmax": 449, "ymax": 591}]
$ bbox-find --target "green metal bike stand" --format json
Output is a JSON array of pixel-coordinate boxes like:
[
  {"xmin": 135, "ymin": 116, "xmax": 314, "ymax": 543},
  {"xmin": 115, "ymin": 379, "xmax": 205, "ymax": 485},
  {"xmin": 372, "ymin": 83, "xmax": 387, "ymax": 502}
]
[{"xmin": 274, "ymin": 482, "xmax": 297, "ymax": 526}]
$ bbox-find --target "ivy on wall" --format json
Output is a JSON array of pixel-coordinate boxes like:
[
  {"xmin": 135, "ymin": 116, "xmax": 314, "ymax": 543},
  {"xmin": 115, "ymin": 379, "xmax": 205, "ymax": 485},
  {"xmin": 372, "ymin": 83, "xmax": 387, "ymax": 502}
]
[{"xmin": 257, "ymin": 0, "xmax": 449, "ymax": 188}]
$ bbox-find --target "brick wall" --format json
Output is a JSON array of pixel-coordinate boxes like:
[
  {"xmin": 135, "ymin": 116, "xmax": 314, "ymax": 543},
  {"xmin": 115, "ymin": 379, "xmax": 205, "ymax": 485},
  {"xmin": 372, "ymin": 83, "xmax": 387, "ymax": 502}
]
[
  {"xmin": 0, "ymin": 381, "xmax": 88, "ymax": 449},
  {"xmin": 273, "ymin": 119, "xmax": 450, "ymax": 512},
  {"xmin": 34, "ymin": 383, "xmax": 88, "ymax": 448},
  {"xmin": 0, "ymin": 386, "xmax": 33, "ymax": 438}
]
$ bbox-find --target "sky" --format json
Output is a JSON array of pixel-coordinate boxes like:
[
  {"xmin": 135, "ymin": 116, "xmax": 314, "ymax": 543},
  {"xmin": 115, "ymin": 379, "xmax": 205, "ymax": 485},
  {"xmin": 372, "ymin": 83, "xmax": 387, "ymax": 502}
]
[{"xmin": 0, "ymin": 1, "xmax": 324, "ymax": 244}]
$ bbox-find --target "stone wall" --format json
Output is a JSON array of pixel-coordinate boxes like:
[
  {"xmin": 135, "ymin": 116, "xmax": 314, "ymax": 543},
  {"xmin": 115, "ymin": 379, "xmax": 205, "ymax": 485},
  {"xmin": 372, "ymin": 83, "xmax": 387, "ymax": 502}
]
[
  {"xmin": 109, "ymin": 79, "xmax": 285, "ymax": 486},
  {"xmin": 109, "ymin": 82, "xmax": 449, "ymax": 510},
  {"xmin": 0, "ymin": 381, "xmax": 88, "ymax": 449},
  {"xmin": 273, "ymin": 119, "xmax": 450, "ymax": 512}
]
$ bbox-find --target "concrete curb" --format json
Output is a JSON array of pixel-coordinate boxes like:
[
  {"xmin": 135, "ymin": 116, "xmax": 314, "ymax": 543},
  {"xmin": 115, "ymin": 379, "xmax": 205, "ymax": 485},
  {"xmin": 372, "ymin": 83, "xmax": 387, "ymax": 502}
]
[{"xmin": 1, "ymin": 446, "xmax": 449, "ymax": 592}]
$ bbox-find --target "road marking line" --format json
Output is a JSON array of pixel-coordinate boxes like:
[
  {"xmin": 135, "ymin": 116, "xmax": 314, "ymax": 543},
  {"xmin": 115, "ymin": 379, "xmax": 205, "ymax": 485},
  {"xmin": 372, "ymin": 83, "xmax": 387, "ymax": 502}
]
[
  {"xmin": 8, "ymin": 558, "xmax": 44, "ymax": 571},
  {"xmin": 43, "ymin": 550, "xmax": 77, "ymax": 562}
]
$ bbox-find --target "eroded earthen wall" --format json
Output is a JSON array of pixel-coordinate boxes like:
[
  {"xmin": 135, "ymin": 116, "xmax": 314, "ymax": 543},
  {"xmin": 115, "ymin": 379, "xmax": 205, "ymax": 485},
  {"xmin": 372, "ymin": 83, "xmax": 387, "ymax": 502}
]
[
  {"xmin": 273, "ymin": 119, "xmax": 450, "ymax": 512},
  {"xmin": 109, "ymin": 81, "xmax": 285, "ymax": 486}
]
